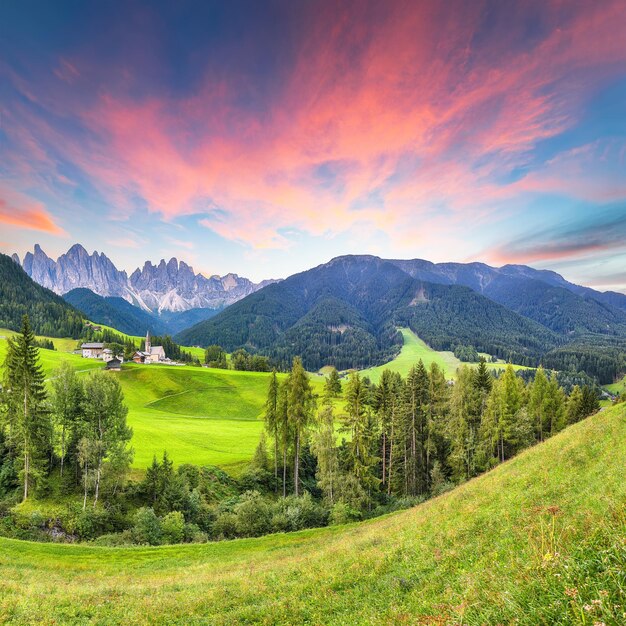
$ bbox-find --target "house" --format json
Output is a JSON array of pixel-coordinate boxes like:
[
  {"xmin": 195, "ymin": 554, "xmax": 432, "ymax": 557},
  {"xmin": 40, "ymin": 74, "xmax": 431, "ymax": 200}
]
[
  {"xmin": 105, "ymin": 358, "xmax": 122, "ymax": 371},
  {"xmin": 81, "ymin": 342, "xmax": 104, "ymax": 358},
  {"xmin": 133, "ymin": 332, "xmax": 166, "ymax": 364}
]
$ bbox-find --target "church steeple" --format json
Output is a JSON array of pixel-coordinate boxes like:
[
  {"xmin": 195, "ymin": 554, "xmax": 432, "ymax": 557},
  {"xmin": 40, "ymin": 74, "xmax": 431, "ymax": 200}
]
[{"xmin": 145, "ymin": 331, "xmax": 151, "ymax": 354}]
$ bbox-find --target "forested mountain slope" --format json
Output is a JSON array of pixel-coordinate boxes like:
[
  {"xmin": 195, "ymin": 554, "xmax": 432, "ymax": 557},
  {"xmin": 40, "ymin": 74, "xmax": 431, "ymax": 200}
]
[
  {"xmin": 1, "ymin": 404, "xmax": 623, "ymax": 625},
  {"xmin": 178, "ymin": 255, "xmax": 626, "ymax": 380},
  {"xmin": 0, "ymin": 253, "xmax": 84, "ymax": 338},
  {"xmin": 177, "ymin": 255, "xmax": 561, "ymax": 370}
]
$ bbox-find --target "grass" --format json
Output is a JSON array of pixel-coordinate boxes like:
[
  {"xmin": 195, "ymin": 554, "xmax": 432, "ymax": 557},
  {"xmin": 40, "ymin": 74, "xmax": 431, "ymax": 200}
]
[
  {"xmin": 0, "ymin": 403, "xmax": 623, "ymax": 624},
  {"xmin": 605, "ymin": 374, "xmax": 626, "ymax": 396},
  {"xmin": 360, "ymin": 328, "xmax": 461, "ymax": 382},
  {"xmin": 0, "ymin": 329, "xmax": 325, "ymax": 473},
  {"xmin": 360, "ymin": 328, "xmax": 533, "ymax": 383}
]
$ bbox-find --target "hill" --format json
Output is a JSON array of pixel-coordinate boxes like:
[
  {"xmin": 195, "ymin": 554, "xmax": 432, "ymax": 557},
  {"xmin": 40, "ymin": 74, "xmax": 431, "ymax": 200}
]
[
  {"xmin": 0, "ymin": 404, "xmax": 623, "ymax": 624},
  {"xmin": 0, "ymin": 253, "xmax": 84, "ymax": 338},
  {"xmin": 177, "ymin": 255, "xmax": 561, "ymax": 371},
  {"xmin": 63, "ymin": 288, "xmax": 168, "ymax": 336}
]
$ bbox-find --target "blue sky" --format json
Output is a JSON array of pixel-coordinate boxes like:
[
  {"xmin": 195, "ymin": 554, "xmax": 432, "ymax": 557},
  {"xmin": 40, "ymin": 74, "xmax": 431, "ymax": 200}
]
[{"xmin": 1, "ymin": 0, "xmax": 625, "ymax": 290}]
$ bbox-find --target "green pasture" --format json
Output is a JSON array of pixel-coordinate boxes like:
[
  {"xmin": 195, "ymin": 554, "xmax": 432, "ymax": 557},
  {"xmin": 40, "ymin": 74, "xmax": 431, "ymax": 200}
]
[{"xmin": 0, "ymin": 404, "xmax": 623, "ymax": 624}]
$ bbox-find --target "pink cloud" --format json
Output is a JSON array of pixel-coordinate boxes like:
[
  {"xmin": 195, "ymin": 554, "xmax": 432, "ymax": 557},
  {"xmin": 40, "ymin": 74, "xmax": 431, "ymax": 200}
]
[
  {"xmin": 0, "ymin": 189, "xmax": 66, "ymax": 235},
  {"xmin": 4, "ymin": 0, "xmax": 626, "ymax": 253}
]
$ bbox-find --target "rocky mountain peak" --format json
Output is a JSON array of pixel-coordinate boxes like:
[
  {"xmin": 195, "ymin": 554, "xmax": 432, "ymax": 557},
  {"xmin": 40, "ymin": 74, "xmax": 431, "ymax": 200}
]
[{"xmin": 16, "ymin": 243, "xmax": 272, "ymax": 313}]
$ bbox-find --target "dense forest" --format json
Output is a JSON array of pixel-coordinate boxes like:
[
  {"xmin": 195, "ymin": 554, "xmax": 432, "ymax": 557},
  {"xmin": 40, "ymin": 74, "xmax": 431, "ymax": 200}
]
[
  {"xmin": 0, "ymin": 253, "xmax": 85, "ymax": 338},
  {"xmin": 176, "ymin": 256, "xmax": 626, "ymax": 384},
  {"xmin": 177, "ymin": 256, "xmax": 564, "ymax": 372},
  {"xmin": 0, "ymin": 319, "xmax": 605, "ymax": 546}
]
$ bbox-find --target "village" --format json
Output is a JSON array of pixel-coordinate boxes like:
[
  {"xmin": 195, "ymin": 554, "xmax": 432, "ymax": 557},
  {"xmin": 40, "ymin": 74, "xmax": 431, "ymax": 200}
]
[{"xmin": 80, "ymin": 331, "xmax": 183, "ymax": 370}]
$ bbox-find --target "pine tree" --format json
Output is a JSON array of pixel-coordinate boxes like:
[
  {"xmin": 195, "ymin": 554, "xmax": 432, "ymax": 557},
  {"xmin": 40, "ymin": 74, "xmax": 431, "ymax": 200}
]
[
  {"xmin": 264, "ymin": 370, "xmax": 280, "ymax": 487},
  {"xmin": 566, "ymin": 385, "xmax": 584, "ymax": 424},
  {"xmin": 287, "ymin": 358, "xmax": 315, "ymax": 496},
  {"xmin": 1, "ymin": 315, "xmax": 50, "ymax": 500},
  {"xmin": 310, "ymin": 405, "xmax": 339, "ymax": 504},
  {"xmin": 324, "ymin": 368, "xmax": 342, "ymax": 400},
  {"xmin": 342, "ymin": 372, "xmax": 379, "ymax": 496},
  {"xmin": 544, "ymin": 372, "xmax": 566, "ymax": 436},
  {"xmin": 529, "ymin": 366, "xmax": 549, "ymax": 441}
]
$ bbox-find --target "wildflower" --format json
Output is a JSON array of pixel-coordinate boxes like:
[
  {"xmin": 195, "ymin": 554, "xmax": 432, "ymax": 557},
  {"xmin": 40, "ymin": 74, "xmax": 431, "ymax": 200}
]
[
  {"xmin": 564, "ymin": 587, "xmax": 578, "ymax": 598},
  {"xmin": 599, "ymin": 590, "xmax": 608, "ymax": 597}
]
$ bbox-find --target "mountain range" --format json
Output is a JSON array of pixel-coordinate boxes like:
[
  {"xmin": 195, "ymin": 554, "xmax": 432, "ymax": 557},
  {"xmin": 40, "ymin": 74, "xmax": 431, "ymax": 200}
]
[
  {"xmin": 13, "ymin": 244, "xmax": 272, "ymax": 314},
  {"xmin": 176, "ymin": 255, "xmax": 626, "ymax": 382}
]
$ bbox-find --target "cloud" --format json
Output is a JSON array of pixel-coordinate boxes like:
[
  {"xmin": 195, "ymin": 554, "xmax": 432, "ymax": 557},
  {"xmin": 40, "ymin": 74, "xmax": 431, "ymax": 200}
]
[
  {"xmin": 0, "ymin": 189, "xmax": 66, "ymax": 235},
  {"xmin": 484, "ymin": 210, "xmax": 626, "ymax": 265},
  {"xmin": 3, "ymin": 0, "xmax": 626, "ymax": 256}
]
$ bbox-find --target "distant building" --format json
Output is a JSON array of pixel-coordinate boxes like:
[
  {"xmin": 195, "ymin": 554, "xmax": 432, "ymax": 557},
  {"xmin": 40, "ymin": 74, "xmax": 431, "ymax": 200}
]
[
  {"xmin": 81, "ymin": 342, "xmax": 104, "ymax": 358},
  {"xmin": 105, "ymin": 358, "xmax": 122, "ymax": 371},
  {"xmin": 133, "ymin": 332, "xmax": 166, "ymax": 364}
]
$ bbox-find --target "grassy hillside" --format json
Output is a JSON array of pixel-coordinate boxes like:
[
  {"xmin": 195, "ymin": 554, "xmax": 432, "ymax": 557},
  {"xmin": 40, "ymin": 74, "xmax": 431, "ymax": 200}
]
[
  {"xmin": 0, "ymin": 328, "xmax": 102, "ymax": 377},
  {"xmin": 0, "ymin": 330, "xmax": 314, "ymax": 472},
  {"xmin": 361, "ymin": 327, "xmax": 533, "ymax": 382},
  {"xmin": 361, "ymin": 327, "xmax": 461, "ymax": 381},
  {"xmin": 605, "ymin": 374, "xmax": 626, "ymax": 396},
  {"xmin": 0, "ymin": 405, "xmax": 623, "ymax": 625}
]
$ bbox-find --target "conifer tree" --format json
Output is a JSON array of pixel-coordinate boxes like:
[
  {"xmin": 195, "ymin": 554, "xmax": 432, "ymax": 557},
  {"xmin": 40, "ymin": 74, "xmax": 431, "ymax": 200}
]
[
  {"xmin": 342, "ymin": 372, "xmax": 379, "ymax": 496},
  {"xmin": 310, "ymin": 405, "xmax": 339, "ymax": 504},
  {"xmin": 529, "ymin": 366, "xmax": 549, "ymax": 441},
  {"xmin": 324, "ymin": 368, "xmax": 342, "ymax": 400},
  {"xmin": 1, "ymin": 315, "xmax": 50, "ymax": 500},
  {"xmin": 264, "ymin": 370, "xmax": 280, "ymax": 486},
  {"xmin": 287, "ymin": 358, "xmax": 315, "ymax": 496}
]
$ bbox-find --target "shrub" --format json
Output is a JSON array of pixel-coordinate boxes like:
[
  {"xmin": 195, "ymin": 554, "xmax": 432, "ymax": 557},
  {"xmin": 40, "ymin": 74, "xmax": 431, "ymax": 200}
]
[
  {"xmin": 329, "ymin": 502, "xmax": 362, "ymax": 525},
  {"xmin": 91, "ymin": 531, "xmax": 134, "ymax": 547},
  {"xmin": 161, "ymin": 511, "xmax": 185, "ymax": 544},
  {"xmin": 272, "ymin": 493, "xmax": 328, "ymax": 531},
  {"xmin": 233, "ymin": 491, "xmax": 271, "ymax": 537},
  {"xmin": 132, "ymin": 507, "xmax": 162, "ymax": 545},
  {"xmin": 212, "ymin": 511, "xmax": 238, "ymax": 539}
]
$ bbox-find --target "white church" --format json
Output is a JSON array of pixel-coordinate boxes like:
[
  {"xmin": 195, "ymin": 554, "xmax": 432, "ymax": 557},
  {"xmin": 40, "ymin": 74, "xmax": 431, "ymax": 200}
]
[{"xmin": 132, "ymin": 332, "xmax": 166, "ymax": 364}]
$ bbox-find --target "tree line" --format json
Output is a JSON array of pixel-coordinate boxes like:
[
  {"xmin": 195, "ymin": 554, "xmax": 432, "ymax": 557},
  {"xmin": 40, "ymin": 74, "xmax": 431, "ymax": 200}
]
[{"xmin": 259, "ymin": 357, "xmax": 600, "ymax": 517}]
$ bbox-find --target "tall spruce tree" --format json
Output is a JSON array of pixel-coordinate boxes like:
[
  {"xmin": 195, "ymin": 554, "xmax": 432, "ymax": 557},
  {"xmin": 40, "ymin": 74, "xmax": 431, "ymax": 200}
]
[
  {"xmin": 287, "ymin": 358, "xmax": 315, "ymax": 496},
  {"xmin": 342, "ymin": 372, "xmax": 379, "ymax": 496},
  {"xmin": 264, "ymin": 370, "xmax": 280, "ymax": 487},
  {"xmin": 1, "ymin": 315, "xmax": 50, "ymax": 500}
]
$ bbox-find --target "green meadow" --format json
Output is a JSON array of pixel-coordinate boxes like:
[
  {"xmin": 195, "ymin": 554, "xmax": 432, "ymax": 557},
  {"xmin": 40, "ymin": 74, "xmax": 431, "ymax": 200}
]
[
  {"xmin": 0, "ymin": 403, "xmax": 623, "ymax": 625},
  {"xmin": 360, "ymin": 327, "xmax": 533, "ymax": 382},
  {"xmin": 0, "ymin": 326, "xmax": 536, "ymax": 474},
  {"xmin": 0, "ymin": 330, "xmax": 319, "ymax": 473}
]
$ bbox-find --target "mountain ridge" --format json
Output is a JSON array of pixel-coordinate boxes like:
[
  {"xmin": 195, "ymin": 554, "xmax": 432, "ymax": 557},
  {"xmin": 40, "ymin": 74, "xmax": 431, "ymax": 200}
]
[
  {"xmin": 14, "ymin": 243, "xmax": 272, "ymax": 314},
  {"xmin": 176, "ymin": 254, "xmax": 626, "ymax": 381}
]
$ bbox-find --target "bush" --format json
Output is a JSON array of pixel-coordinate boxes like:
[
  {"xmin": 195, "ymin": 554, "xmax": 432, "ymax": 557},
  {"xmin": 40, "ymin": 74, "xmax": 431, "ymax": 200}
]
[
  {"xmin": 329, "ymin": 502, "xmax": 362, "ymax": 525},
  {"xmin": 63, "ymin": 504, "xmax": 115, "ymax": 540},
  {"xmin": 184, "ymin": 522, "xmax": 208, "ymax": 543},
  {"xmin": 132, "ymin": 507, "xmax": 162, "ymax": 545},
  {"xmin": 91, "ymin": 531, "xmax": 134, "ymax": 547},
  {"xmin": 212, "ymin": 511, "xmax": 238, "ymax": 539},
  {"xmin": 161, "ymin": 511, "xmax": 185, "ymax": 544},
  {"xmin": 272, "ymin": 493, "xmax": 328, "ymax": 531},
  {"xmin": 233, "ymin": 491, "xmax": 272, "ymax": 537}
]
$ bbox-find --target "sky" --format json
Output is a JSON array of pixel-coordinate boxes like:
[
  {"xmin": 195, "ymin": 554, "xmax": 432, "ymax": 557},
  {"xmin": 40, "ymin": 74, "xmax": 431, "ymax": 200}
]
[{"xmin": 1, "ymin": 0, "xmax": 626, "ymax": 290}]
